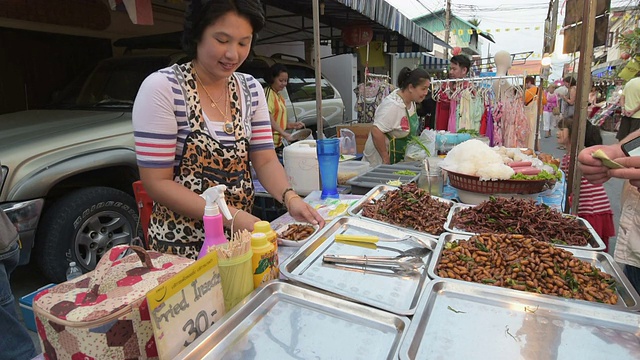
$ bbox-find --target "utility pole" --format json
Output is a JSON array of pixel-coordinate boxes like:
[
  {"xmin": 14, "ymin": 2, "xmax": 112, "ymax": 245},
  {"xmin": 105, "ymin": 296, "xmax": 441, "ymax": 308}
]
[
  {"xmin": 444, "ymin": 0, "xmax": 451, "ymax": 60},
  {"xmin": 568, "ymin": 0, "xmax": 597, "ymax": 214},
  {"xmin": 547, "ymin": 0, "xmax": 559, "ymax": 54}
]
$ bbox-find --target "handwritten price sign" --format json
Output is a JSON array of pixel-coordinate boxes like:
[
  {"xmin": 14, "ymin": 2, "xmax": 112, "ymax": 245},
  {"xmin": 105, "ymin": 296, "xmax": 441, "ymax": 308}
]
[{"xmin": 146, "ymin": 251, "xmax": 226, "ymax": 359}]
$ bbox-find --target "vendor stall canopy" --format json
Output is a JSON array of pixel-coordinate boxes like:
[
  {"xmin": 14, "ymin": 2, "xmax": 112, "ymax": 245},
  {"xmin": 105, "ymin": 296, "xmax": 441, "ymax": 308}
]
[{"xmin": 260, "ymin": 0, "xmax": 434, "ymax": 54}]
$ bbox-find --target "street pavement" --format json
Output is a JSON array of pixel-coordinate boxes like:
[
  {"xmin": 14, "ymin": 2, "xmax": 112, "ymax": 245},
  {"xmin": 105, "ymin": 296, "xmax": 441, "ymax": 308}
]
[{"xmin": 9, "ymin": 126, "xmax": 625, "ymax": 354}]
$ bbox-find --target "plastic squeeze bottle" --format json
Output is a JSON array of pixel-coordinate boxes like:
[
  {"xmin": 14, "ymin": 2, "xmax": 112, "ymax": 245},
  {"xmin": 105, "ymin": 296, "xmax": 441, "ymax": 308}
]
[
  {"xmin": 250, "ymin": 233, "xmax": 277, "ymax": 288},
  {"xmin": 252, "ymin": 221, "xmax": 279, "ymax": 277},
  {"xmin": 198, "ymin": 185, "xmax": 233, "ymax": 259}
]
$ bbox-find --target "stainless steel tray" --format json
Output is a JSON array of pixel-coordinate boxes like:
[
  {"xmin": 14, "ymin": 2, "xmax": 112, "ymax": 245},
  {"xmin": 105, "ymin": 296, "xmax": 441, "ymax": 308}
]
[
  {"xmin": 427, "ymin": 233, "xmax": 640, "ymax": 310},
  {"xmin": 177, "ymin": 281, "xmax": 409, "ymax": 360},
  {"xmin": 346, "ymin": 164, "xmax": 421, "ymax": 195},
  {"xmin": 400, "ymin": 280, "xmax": 640, "ymax": 360},
  {"xmin": 347, "ymin": 184, "xmax": 454, "ymax": 239},
  {"xmin": 280, "ymin": 216, "xmax": 437, "ymax": 315},
  {"xmin": 444, "ymin": 203, "xmax": 606, "ymax": 251}
]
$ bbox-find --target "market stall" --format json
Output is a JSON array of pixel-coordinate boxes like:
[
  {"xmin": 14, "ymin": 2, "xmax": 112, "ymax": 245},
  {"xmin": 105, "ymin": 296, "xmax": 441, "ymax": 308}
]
[{"xmin": 169, "ymin": 142, "xmax": 638, "ymax": 359}]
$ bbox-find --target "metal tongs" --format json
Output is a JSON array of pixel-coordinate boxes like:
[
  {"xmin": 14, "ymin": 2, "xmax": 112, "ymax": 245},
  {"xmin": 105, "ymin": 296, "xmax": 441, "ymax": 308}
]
[{"xmin": 322, "ymin": 254, "xmax": 424, "ymax": 271}]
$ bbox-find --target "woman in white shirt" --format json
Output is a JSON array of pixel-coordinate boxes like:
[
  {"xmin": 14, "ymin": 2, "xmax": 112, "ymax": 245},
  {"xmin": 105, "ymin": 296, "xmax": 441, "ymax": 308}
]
[{"xmin": 363, "ymin": 67, "xmax": 430, "ymax": 166}]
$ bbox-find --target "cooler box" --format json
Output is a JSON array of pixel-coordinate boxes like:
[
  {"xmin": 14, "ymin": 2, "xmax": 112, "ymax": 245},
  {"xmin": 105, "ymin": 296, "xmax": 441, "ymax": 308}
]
[{"xmin": 19, "ymin": 283, "xmax": 56, "ymax": 332}]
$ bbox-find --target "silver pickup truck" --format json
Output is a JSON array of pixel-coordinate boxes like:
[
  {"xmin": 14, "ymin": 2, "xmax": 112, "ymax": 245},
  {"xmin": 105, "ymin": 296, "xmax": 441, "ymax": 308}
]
[
  {"xmin": 1, "ymin": 50, "xmax": 345, "ymax": 282},
  {"xmin": 0, "ymin": 52, "xmax": 187, "ymax": 282}
]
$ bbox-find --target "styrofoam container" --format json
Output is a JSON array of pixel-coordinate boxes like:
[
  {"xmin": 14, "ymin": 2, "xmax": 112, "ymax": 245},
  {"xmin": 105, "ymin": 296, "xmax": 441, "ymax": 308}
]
[
  {"xmin": 19, "ymin": 283, "xmax": 56, "ymax": 332},
  {"xmin": 338, "ymin": 160, "xmax": 370, "ymax": 185}
]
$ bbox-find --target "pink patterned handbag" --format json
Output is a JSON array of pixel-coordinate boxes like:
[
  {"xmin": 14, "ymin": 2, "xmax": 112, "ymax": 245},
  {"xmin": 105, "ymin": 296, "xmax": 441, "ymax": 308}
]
[{"xmin": 33, "ymin": 245, "xmax": 193, "ymax": 359}]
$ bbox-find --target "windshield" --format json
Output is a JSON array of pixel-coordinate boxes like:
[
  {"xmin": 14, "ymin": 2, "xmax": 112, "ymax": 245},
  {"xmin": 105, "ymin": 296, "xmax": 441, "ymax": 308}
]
[{"xmin": 50, "ymin": 56, "xmax": 172, "ymax": 110}]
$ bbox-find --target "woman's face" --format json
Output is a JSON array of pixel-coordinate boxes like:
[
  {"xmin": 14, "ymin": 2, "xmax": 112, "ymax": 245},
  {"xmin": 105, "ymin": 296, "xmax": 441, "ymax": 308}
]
[
  {"xmin": 409, "ymin": 79, "xmax": 430, "ymax": 102},
  {"xmin": 196, "ymin": 11, "xmax": 253, "ymax": 79},
  {"xmin": 272, "ymin": 71, "xmax": 288, "ymax": 92},
  {"xmin": 556, "ymin": 127, "xmax": 570, "ymax": 146}
]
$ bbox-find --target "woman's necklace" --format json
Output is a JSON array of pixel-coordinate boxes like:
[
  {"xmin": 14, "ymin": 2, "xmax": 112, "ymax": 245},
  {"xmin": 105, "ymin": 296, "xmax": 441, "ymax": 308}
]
[{"xmin": 194, "ymin": 71, "xmax": 234, "ymax": 135}]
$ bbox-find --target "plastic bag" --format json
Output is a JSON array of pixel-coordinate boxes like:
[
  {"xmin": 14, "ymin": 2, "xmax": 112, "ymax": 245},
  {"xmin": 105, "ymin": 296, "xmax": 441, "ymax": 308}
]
[{"xmin": 404, "ymin": 129, "xmax": 436, "ymax": 162}]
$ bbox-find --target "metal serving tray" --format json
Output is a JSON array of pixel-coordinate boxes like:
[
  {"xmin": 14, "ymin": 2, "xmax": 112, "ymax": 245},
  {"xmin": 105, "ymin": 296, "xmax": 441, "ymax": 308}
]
[
  {"xmin": 347, "ymin": 184, "xmax": 454, "ymax": 239},
  {"xmin": 177, "ymin": 281, "xmax": 410, "ymax": 360},
  {"xmin": 427, "ymin": 233, "xmax": 640, "ymax": 311},
  {"xmin": 280, "ymin": 216, "xmax": 437, "ymax": 315},
  {"xmin": 347, "ymin": 164, "xmax": 421, "ymax": 195},
  {"xmin": 400, "ymin": 280, "xmax": 640, "ymax": 360},
  {"xmin": 444, "ymin": 203, "xmax": 606, "ymax": 251}
]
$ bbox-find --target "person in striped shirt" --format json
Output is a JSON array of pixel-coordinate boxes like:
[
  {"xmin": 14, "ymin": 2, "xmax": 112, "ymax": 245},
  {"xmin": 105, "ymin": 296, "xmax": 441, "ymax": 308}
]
[
  {"xmin": 132, "ymin": 0, "xmax": 323, "ymax": 258},
  {"xmin": 557, "ymin": 117, "xmax": 614, "ymax": 251}
]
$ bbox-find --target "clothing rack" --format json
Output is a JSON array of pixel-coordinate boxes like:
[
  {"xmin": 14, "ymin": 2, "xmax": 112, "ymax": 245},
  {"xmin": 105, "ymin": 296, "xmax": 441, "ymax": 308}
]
[{"xmin": 430, "ymin": 74, "xmax": 525, "ymax": 84}]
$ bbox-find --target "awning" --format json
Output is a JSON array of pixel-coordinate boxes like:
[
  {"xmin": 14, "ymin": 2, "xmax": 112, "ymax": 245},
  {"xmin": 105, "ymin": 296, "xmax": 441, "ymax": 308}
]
[
  {"xmin": 394, "ymin": 52, "xmax": 450, "ymax": 70},
  {"xmin": 591, "ymin": 59, "xmax": 626, "ymax": 76},
  {"xmin": 262, "ymin": 0, "xmax": 434, "ymax": 54}
]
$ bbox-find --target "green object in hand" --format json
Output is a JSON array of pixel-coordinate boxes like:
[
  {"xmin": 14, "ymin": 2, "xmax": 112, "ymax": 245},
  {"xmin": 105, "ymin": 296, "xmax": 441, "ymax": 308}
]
[{"xmin": 591, "ymin": 149, "xmax": 625, "ymax": 169}]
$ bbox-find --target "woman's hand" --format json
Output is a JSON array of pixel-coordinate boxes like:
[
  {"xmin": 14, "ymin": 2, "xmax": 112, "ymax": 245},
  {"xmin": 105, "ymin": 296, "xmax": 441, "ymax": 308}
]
[
  {"xmin": 578, "ymin": 144, "xmax": 625, "ymax": 184},
  {"xmin": 282, "ymin": 132, "xmax": 293, "ymax": 142},
  {"xmin": 286, "ymin": 196, "xmax": 325, "ymax": 227},
  {"xmin": 609, "ymin": 156, "xmax": 640, "ymax": 188},
  {"xmin": 287, "ymin": 122, "xmax": 305, "ymax": 130},
  {"xmin": 228, "ymin": 209, "xmax": 260, "ymax": 234}
]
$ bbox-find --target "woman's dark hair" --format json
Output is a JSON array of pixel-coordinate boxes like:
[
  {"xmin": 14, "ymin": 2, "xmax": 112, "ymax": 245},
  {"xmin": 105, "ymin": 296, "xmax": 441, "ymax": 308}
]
[
  {"xmin": 563, "ymin": 76, "xmax": 577, "ymax": 87},
  {"xmin": 397, "ymin": 67, "xmax": 430, "ymax": 89},
  {"xmin": 525, "ymin": 75, "xmax": 536, "ymax": 85},
  {"xmin": 558, "ymin": 117, "xmax": 603, "ymax": 147},
  {"xmin": 265, "ymin": 64, "xmax": 288, "ymax": 86},
  {"xmin": 182, "ymin": 0, "xmax": 266, "ymax": 59}
]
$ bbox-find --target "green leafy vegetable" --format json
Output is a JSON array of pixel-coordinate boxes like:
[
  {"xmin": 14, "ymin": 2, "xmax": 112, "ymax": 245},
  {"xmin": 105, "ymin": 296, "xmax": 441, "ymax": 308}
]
[
  {"xmin": 393, "ymin": 170, "xmax": 417, "ymax": 176},
  {"xmin": 457, "ymin": 128, "xmax": 480, "ymax": 137},
  {"xmin": 407, "ymin": 135, "xmax": 431, "ymax": 157}
]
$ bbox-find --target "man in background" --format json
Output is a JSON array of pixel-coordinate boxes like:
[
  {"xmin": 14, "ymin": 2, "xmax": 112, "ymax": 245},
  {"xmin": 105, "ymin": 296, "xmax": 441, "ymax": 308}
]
[
  {"xmin": 617, "ymin": 74, "xmax": 640, "ymax": 142},
  {"xmin": 435, "ymin": 55, "xmax": 471, "ymax": 130}
]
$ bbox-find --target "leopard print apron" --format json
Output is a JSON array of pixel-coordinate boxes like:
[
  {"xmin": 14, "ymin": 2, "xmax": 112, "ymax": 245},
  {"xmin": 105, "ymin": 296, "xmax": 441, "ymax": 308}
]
[{"xmin": 147, "ymin": 62, "xmax": 255, "ymax": 258}]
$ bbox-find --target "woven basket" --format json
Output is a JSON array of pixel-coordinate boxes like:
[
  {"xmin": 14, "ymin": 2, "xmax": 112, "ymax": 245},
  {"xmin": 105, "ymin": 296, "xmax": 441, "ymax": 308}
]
[{"xmin": 447, "ymin": 170, "xmax": 549, "ymax": 194}]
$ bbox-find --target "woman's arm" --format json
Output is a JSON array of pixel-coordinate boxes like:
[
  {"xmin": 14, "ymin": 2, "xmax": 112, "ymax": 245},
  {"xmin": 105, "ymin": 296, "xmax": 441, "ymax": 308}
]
[
  {"xmin": 269, "ymin": 114, "xmax": 292, "ymax": 142},
  {"xmin": 566, "ymin": 86, "xmax": 577, "ymax": 105},
  {"xmin": 251, "ymin": 150, "xmax": 324, "ymax": 226},
  {"xmin": 371, "ymin": 126, "xmax": 390, "ymax": 164}
]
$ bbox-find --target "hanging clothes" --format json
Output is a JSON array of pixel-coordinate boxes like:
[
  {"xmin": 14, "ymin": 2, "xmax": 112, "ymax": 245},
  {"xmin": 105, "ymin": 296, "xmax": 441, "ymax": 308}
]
[{"xmin": 354, "ymin": 76, "xmax": 393, "ymax": 123}]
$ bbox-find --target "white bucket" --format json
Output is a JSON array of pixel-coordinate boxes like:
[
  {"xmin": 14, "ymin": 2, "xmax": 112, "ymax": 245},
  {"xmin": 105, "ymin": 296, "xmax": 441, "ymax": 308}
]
[{"xmin": 283, "ymin": 140, "xmax": 320, "ymax": 196}]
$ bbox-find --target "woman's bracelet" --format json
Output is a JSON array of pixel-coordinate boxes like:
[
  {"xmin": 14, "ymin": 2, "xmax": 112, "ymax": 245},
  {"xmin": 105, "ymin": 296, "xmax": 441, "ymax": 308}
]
[{"xmin": 281, "ymin": 187, "xmax": 296, "ymax": 204}]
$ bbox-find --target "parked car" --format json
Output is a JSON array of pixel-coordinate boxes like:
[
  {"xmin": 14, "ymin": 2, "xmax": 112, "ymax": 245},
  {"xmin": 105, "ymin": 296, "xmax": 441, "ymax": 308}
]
[
  {"xmin": 0, "ymin": 51, "xmax": 188, "ymax": 282},
  {"xmin": 238, "ymin": 53, "xmax": 346, "ymax": 137},
  {"xmin": 0, "ymin": 47, "xmax": 344, "ymax": 282}
]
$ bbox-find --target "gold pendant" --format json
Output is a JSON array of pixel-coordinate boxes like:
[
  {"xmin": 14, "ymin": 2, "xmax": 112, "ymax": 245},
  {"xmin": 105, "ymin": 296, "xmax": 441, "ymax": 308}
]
[
  {"xmin": 223, "ymin": 121, "xmax": 234, "ymax": 134},
  {"xmin": 211, "ymin": 102, "xmax": 216, "ymax": 108}
]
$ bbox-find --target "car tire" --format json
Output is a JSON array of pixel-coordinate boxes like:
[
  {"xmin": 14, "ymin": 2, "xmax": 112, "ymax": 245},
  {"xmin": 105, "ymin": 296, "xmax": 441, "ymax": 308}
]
[{"xmin": 35, "ymin": 186, "xmax": 140, "ymax": 282}]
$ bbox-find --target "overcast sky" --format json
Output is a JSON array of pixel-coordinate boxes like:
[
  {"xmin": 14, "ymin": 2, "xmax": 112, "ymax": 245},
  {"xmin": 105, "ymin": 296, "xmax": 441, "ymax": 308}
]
[{"xmin": 385, "ymin": 0, "xmax": 632, "ymax": 60}]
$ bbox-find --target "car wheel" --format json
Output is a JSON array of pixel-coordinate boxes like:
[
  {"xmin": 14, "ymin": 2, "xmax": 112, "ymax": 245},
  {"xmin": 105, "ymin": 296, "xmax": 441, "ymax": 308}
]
[{"xmin": 35, "ymin": 186, "xmax": 140, "ymax": 282}]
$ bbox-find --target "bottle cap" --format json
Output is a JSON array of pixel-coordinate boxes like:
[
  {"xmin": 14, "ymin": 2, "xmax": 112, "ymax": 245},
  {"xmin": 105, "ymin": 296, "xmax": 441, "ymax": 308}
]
[
  {"xmin": 70, "ymin": 262, "xmax": 76, "ymax": 267},
  {"xmin": 251, "ymin": 233, "xmax": 268, "ymax": 247},
  {"xmin": 253, "ymin": 221, "xmax": 273, "ymax": 233}
]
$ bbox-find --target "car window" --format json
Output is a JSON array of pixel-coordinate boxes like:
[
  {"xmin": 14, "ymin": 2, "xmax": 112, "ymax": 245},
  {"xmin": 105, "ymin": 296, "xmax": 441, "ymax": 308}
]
[
  {"xmin": 286, "ymin": 65, "xmax": 335, "ymax": 102},
  {"xmin": 51, "ymin": 56, "xmax": 171, "ymax": 109}
]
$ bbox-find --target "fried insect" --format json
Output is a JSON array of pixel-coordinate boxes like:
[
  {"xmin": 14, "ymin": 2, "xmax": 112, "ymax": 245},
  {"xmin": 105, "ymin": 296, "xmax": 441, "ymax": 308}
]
[
  {"xmin": 451, "ymin": 197, "xmax": 591, "ymax": 246},
  {"xmin": 361, "ymin": 183, "xmax": 452, "ymax": 235},
  {"xmin": 437, "ymin": 234, "xmax": 619, "ymax": 305},
  {"xmin": 281, "ymin": 224, "xmax": 316, "ymax": 241}
]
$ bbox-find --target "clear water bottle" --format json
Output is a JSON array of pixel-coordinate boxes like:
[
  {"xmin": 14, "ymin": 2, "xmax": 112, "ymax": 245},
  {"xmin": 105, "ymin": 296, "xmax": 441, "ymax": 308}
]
[{"xmin": 66, "ymin": 262, "xmax": 82, "ymax": 281}]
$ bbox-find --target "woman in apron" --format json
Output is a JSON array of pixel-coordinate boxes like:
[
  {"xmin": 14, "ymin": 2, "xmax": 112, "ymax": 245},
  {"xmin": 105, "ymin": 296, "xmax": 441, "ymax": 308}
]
[
  {"xmin": 363, "ymin": 67, "xmax": 430, "ymax": 166},
  {"xmin": 132, "ymin": 0, "xmax": 323, "ymax": 258}
]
